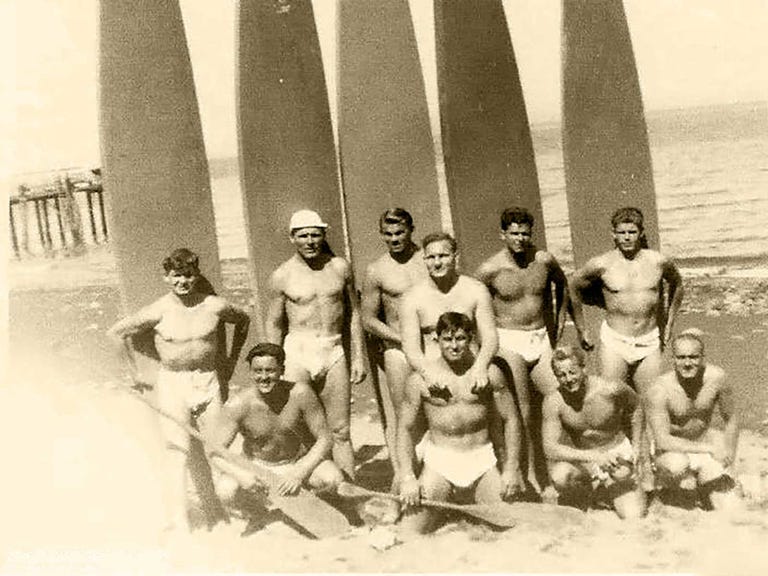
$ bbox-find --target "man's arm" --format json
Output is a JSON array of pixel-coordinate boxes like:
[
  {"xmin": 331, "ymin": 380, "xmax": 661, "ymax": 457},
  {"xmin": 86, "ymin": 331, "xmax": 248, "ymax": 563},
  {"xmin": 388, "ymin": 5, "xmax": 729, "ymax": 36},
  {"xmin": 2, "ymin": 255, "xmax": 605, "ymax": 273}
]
[
  {"xmin": 715, "ymin": 369, "xmax": 740, "ymax": 467},
  {"xmin": 645, "ymin": 383, "xmax": 714, "ymax": 455},
  {"xmin": 568, "ymin": 257, "xmax": 604, "ymax": 347},
  {"xmin": 277, "ymin": 384, "xmax": 334, "ymax": 495},
  {"xmin": 661, "ymin": 257, "xmax": 685, "ymax": 346},
  {"xmin": 207, "ymin": 397, "xmax": 260, "ymax": 488},
  {"xmin": 265, "ymin": 270, "xmax": 287, "ymax": 344},
  {"xmin": 470, "ymin": 282, "xmax": 499, "ymax": 389},
  {"xmin": 342, "ymin": 260, "xmax": 367, "ymax": 384},
  {"xmin": 400, "ymin": 289, "xmax": 429, "ymax": 379},
  {"xmin": 546, "ymin": 255, "xmax": 570, "ymax": 343},
  {"xmin": 218, "ymin": 301, "xmax": 251, "ymax": 382},
  {"xmin": 106, "ymin": 301, "xmax": 162, "ymax": 383},
  {"xmin": 489, "ymin": 367, "xmax": 525, "ymax": 497},
  {"xmin": 361, "ymin": 265, "xmax": 401, "ymax": 344},
  {"xmin": 397, "ymin": 374, "xmax": 425, "ymax": 506}
]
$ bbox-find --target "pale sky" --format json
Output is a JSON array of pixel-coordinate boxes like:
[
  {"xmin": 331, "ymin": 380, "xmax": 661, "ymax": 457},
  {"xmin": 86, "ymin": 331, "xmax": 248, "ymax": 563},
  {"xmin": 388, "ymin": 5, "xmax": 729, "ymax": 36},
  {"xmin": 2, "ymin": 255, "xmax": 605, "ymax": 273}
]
[{"xmin": 4, "ymin": 0, "xmax": 767, "ymax": 175}]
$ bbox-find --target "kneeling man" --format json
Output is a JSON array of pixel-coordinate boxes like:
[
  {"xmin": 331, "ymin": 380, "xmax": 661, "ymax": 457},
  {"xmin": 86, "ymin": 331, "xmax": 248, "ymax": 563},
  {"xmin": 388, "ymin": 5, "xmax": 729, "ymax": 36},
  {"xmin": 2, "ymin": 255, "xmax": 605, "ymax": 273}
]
[
  {"xmin": 646, "ymin": 329, "xmax": 741, "ymax": 511},
  {"xmin": 543, "ymin": 345, "xmax": 646, "ymax": 518},
  {"xmin": 211, "ymin": 343, "xmax": 343, "ymax": 506},
  {"xmin": 398, "ymin": 312, "xmax": 524, "ymax": 534}
]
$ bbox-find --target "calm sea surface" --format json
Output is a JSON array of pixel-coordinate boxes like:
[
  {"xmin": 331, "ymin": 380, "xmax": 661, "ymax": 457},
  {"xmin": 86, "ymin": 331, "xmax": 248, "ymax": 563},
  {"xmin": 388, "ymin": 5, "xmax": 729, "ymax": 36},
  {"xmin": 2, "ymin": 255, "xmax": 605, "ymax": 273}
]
[{"xmin": 209, "ymin": 102, "xmax": 768, "ymax": 268}]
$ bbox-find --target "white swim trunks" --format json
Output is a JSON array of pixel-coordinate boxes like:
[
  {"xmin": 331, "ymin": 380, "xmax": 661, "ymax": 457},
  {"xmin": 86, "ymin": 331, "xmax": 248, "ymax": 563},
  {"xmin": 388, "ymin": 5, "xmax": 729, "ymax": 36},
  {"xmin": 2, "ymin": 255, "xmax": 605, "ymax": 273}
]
[
  {"xmin": 419, "ymin": 437, "xmax": 497, "ymax": 488},
  {"xmin": 497, "ymin": 326, "xmax": 550, "ymax": 364},
  {"xmin": 283, "ymin": 333, "xmax": 345, "ymax": 382},
  {"xmin": 600, "ymin": 321, "xmax": 660, "ymax": 364},
  {"xmin": 586, "ymin": 436, "xmax": 635, "ymax": 487},
  {"xmin": 685, "ymin": 452, "xmax": 727, "ymax": 477},
  {"xmin": 155, "ymin": 367, "xmax": 219, "ymax": 416}
]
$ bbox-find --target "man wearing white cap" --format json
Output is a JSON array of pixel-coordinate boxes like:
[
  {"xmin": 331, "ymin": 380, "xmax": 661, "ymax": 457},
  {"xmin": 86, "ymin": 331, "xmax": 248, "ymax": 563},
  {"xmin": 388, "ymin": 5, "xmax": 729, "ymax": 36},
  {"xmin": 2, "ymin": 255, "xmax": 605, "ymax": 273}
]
[{"xmin": 266, "ymin": 209, "xmax": 366, "ymax": 480}]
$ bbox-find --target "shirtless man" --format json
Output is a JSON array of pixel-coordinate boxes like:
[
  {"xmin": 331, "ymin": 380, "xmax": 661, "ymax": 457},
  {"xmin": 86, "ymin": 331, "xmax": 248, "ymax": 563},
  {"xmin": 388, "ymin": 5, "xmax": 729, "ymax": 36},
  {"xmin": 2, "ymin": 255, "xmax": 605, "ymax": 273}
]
[
  {"xmin": 361, "ymin": 208, "xmax": 429, "ymax": 484},
  {"xmin": 211, "ymin": 343, "xmax": 343, "ymax": 507},
  {"xmin": 266, "ymin": 209, "xmax": 366, "ymax": 479},
  {"xmin": 646, "ymin": 330, "xmax": 741, "ymax": 511},
  {"xmin": 571, "ymin": 206, "xmax": 684, "ymax": 394},
  {"xmin": 398, "ymin": 312, "xmax": 525, "ymax": 534},
  {"xmin": 476, "ymin": 206, "xmax": 587, "ymax": 493},
  {"xmin": 543, "ymin": 345, "xmax": 646, "ymax": 518},
  {"xmin": 400, "ymin": 232, "xmax": 498, "ymax": 394},
  {"xmin": 107, "ymin": 248, "xmax": 250, "ymax": 533}
]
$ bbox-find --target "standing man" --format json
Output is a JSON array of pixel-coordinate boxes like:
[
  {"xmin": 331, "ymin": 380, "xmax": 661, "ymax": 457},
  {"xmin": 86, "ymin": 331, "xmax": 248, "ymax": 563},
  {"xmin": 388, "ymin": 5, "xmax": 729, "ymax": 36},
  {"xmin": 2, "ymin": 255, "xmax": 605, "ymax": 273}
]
[
  {"xmin": 475, "ymin": 206, "xmax": 587, "ymax": 494},
  {"xmin": 570, "ymin": 206, "xmax": 684, "ymax": 395},
  {"xmin": 399, "ymin": 232, "xmax": 498, "ymax": 394},
  {"xmin": 266, "ymin": 209, "xmax": 366, "ymax": 480},
  {"xmin": 571, "ymin": 207, "xmax": 683, "ymax": 489},
  {"xmin": 543, "ymin": 345, "xmax": 646, "ymax": 519},
  {"xmin": 398, "ymin": 312, "xmax": 525, "ymax": 534},
  {"xmin": 646, "ymin": 330, "xmax": 742, "ymax": 511},
  {"xmin": 211, "ymin": 343, "xmax": 343, "ymax": 507},
  {"xmin": 107, "ymin": 248, "xmax": 251, "ymax": 534},
  {"xmin": 361, "ymin": 208, "xmax": 429, "ymax": 485}
]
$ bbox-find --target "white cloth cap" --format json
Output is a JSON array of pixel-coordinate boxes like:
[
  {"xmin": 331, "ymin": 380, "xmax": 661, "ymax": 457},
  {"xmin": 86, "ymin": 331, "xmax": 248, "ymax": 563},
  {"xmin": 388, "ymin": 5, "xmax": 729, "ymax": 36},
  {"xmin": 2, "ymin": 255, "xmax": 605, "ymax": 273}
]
[{"xmin": 289, "ymin": 209, "xmax": 328, "ymax": 231}]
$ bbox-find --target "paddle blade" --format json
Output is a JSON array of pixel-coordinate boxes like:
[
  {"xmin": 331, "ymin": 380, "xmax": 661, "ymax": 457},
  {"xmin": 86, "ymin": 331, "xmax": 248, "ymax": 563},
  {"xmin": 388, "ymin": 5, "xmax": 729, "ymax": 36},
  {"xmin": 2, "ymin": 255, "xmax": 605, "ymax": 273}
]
[
  {"xmin": 270, "ymin": 491, "xmax": 351, "ymax": 539},
  {"xmin": 457, "ymin": 503, "xmax": 517, "ymax": 529}
]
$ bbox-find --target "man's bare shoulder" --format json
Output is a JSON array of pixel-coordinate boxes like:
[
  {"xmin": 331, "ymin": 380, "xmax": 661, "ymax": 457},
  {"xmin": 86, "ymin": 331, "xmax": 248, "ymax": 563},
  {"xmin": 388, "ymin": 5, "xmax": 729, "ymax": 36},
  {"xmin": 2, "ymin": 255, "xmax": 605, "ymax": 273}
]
[
  {"xmin": 703, "ymin": 363, "xmax": 727, "ymax": 386},
  {"xmin": 534, "ymin": 250, "xmax": 560, "ymax": 267},
  {"xmin": 270, "ymin": 258, "xmax": 295, "ymax": 284},
  {"xmin": 460, "ymin": 274, "xmax": 489, "ymax": 292},
  {"xmin": 289, "ymin": 380, "xmax": 319, "ymax": 405},
  {"xmin": 222, "ymin": 389, "xmax": 251, "ymax": 418},
  {"xmin": 542, "ymin": 390, "xmax": 564, "ymax": 415},
  {"xmin": 477, "ymin": 250, "xmax": 508, "ymax": 272},
  {"xmin": 647, "ymin": 371, "xmax": 677, "ymax": 402},
  {"xmin": 329, "ymin": 256, "xmax": 352, "ymax": 277}
]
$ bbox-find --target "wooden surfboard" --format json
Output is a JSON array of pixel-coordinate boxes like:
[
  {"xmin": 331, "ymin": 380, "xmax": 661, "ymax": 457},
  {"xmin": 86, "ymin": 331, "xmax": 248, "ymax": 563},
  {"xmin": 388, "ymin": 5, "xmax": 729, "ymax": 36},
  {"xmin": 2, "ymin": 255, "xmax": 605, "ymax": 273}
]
[
  {"xmin": 99, "ymin": 0, "xmax": 223, "ymax": 384},
  {"xmin": 338, "ymin": 0, "xmax": 442, "ymax": 285},
  {"xmin": 561, "ymin": 0, "xmax": 659, "ymax": 269},
  {"xmin": 237, "ymin": 0, "xmax": 344, "ymax": 330},
  {"xmin": 434, "ymin": 0, "xmax": 546, "ymax": 275}
]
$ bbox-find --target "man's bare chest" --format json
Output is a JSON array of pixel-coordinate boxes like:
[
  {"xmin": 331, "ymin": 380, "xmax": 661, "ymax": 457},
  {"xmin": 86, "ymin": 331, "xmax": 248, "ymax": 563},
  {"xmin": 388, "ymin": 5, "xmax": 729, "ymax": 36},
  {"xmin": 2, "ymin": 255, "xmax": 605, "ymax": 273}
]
[{"xmin": 491, "ymin": 266, "xmax": 547, "ymax": 300}]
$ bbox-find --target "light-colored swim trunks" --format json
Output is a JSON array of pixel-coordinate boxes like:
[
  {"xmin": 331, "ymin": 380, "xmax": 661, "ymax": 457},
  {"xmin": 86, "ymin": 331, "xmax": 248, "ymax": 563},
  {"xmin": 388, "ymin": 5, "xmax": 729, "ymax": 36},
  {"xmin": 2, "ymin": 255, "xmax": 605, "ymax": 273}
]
[
  {"xmin": 156, "ymin": 367, "xmax": 219, "ymax": 417},
  {"xmin": 283, "ymin": 332, "xmax": 345, "ymax": 382},
  {"xmin": 497, "ymin": 326, "xmax": 550, "ymax": 364},
  {"xmin": 418, "ymin": 437, "xmax": 497, "ymax": 488},
  {"xmin": 600, "ymin": 321, "xmax": 660, "ymax": 364},
  {"xmin": 585, "ymin": 436, "xmax": 635, "ymax": 487}
]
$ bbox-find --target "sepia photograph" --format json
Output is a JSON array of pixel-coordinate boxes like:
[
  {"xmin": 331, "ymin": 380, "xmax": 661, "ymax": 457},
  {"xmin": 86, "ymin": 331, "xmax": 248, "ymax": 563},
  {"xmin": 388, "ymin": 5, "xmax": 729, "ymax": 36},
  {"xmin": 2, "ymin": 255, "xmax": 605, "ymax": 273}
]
[{"xmin": 3, "ymin": 0, "xmax": 768, "ymax": 573}]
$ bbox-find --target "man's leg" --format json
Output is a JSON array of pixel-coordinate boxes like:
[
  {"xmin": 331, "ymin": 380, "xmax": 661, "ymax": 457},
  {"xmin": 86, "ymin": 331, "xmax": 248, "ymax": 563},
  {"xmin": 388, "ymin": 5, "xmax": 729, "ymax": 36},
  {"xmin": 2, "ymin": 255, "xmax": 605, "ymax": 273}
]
[
  {"xmin": 474, "ymin": 466, "xmax": 503, "ymax": 503},
  {"xmin": 608, "ymin": 476, "xmax": 647, "ymax": 519},
  {"xmin": 633, "ymin": 350, "xmax": 663, "ymax": 491},
  {"xmin": 382, "ymin": 349, "xmax": 411, "ymax": 488},
  {"xmin": 497, "ymin": 347, "xmax": 538, "ymax": 492},
  {"xmin": 399, "ymin": 466, "xmax": 452, "ymax": 535},
  {"xmin": 598, "ymin": 342, "xmax": 630, "ymax": 385},
  {"xmin": 307, "ymin": 459, "xmax": 345, "ymax": 493},
  {"xmin": 155, "ymin": 383, "xmax": 193, "ymax": 533},
  {"xmin": 192, "ymin": 400, "xmax": 229, "ymax": 526},
  {"xmin": 529, "ymin": 346, "xmax": 561, "ymax": 491},
  {"xmin": 696, "ymin": 432, "xmax": 742, "ymax": 512},
  {"xmin": 320, "ymin": 358, "xmax": 355, "ymax": 480},
  {"xmin": 549, "ymin": 461, "xmax": 591, "ymax": 509},
  {"xmin": 655, "ymin": 452, "xmax": 698, "ymax": 509}
]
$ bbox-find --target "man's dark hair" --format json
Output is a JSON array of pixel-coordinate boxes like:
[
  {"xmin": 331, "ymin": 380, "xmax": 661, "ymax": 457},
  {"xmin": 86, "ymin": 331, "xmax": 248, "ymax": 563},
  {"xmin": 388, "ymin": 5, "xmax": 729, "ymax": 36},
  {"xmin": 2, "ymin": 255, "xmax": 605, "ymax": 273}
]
[
  {"xmin": 500, "ymin": 206, "xmax": 534, "ymax": 230},
  {"xmin": 162, "ymin": 248, "xmax": 200, "ymax": 274},
  {"xmin": 379, "ymin": 208, "xmax": 414, "ymax": 231},
  {"xmin": 245, "ymin": 342, "xmax": 286, "ymax": 366},
  {"xmin": 551, "ymin": 344, "xmax": 587, "ymax": 371},
  {"xmin": 422, "ymin": 231, "xmax": 457, "ymax": 253},
  {"xmin": 610, "ymin": 206, "xmax": 645, "ymax": 231},
  {"xmin": 435, "ymin": 312, "xmax": 475, "ymax": 338}
]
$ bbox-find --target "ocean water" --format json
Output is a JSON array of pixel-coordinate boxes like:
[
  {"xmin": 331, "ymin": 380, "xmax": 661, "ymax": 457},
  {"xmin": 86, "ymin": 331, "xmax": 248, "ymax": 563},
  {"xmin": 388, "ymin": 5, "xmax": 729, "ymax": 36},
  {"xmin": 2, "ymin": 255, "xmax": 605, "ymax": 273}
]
[{"xmin": 210, "ymin": 101, "xmax": 768, "ymax": 269}]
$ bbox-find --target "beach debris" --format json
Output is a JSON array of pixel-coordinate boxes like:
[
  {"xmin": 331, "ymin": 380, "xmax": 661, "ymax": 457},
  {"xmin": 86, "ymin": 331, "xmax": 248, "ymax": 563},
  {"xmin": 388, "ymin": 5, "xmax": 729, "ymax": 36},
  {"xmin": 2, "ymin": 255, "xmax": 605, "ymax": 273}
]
[
  {"xmin": 358, "ymin": 496, "xmax": 400, "ymax": 526},
  {"xmin": 367, "ymin": 525, "xmax": 399, "ymax": 551}
]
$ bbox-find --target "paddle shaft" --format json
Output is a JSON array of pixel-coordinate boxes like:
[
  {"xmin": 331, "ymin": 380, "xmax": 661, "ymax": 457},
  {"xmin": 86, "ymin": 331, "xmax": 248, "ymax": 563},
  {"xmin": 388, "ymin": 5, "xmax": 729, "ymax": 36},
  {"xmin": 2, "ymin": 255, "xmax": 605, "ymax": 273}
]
[{"xmin": 340, "ymin": 482, "xmax": 506, "ymax": 516}]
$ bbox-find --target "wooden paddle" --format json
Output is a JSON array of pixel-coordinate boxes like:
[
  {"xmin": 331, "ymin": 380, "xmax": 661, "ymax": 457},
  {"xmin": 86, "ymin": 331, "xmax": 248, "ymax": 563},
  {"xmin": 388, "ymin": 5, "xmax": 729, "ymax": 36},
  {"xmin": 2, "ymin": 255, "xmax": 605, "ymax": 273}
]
[
  {"xmin": 338, "ymin": 482, "xmax": 585, "ymax": 529},
  {"xmin": 121, "ymin": 384, "xmax": 350, "ymax": 539},
  {"xmin": 338, "ymin": 482, "xmax": 518, "ymax": 528}
]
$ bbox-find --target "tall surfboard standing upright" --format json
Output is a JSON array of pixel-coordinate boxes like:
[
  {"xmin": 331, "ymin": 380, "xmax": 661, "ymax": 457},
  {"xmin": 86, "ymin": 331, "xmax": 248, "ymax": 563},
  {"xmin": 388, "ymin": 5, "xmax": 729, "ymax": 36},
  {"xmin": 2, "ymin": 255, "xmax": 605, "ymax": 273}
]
[
  {"xmin": 238, "ymin": 0, "xmax": 345, "ymax": 332},
  {"xmin": 99, "ymin": 0, "xmax": 223, "ymax": 381},
  {"xmin": 434, "ymin": 0, "xmax": 546, "ymax": 275},
  {"xmin": 562, "ymin": 0, "xmax": 659, "ymax": 269},
  {"xmin": 338, "ymin": 0, "xmax": 442, "ymax": 284}
]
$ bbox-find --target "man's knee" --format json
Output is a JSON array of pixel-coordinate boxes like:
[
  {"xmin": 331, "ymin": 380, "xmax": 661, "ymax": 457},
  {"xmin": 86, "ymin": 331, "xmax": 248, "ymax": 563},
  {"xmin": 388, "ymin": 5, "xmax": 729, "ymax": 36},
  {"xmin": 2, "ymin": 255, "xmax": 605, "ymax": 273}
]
[
  {"xmin": 655, "ymin": 452, "xmax": 690, "ymax": 479},
  {"xmin": 215, "ymin": 474, "xmax": 240, "ymax": 503},
  {"xmin": 309, "ymin": 461, "xmax": 344, "ymax": 492},
  {"xmin": 549, "ymin": 462, "xmax": 585, "ymax": 492}
]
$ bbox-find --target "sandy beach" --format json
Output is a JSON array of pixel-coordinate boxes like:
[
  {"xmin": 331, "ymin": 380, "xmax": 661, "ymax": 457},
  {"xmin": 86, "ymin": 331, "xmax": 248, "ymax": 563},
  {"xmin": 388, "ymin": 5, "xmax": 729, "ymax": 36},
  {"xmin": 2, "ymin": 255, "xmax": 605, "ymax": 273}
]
[{"xmin": 3, "ymin": 246, "xmax": 768, "ymax": 574}]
